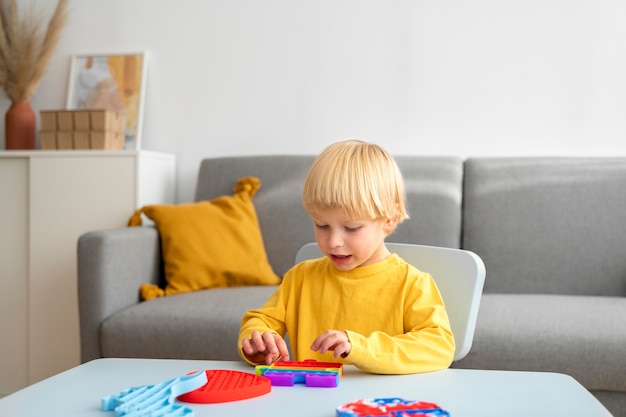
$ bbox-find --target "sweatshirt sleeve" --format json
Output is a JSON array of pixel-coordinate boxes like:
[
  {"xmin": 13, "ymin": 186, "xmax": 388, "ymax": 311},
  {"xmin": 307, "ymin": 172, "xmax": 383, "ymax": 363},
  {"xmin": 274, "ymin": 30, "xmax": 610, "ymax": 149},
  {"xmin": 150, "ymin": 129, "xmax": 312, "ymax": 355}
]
[
  {"xmin": 237, "ymin": 278, "xmax": 290, "ymax": 365},
  {"xmin": 345, "ymin": 272, "xmax": 455, "ymax": 374}
]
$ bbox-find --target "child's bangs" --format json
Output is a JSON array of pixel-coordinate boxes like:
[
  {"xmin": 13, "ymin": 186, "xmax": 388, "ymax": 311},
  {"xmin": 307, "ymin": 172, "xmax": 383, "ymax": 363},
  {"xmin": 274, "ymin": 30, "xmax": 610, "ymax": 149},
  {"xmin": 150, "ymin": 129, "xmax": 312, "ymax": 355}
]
[
  {"xmin": 302, "ymin": 139, "xmax": 408, "ymax": 225},
  {"xmin": 305, "ymin": 166, "xmax": 385, "ymax": 220}
]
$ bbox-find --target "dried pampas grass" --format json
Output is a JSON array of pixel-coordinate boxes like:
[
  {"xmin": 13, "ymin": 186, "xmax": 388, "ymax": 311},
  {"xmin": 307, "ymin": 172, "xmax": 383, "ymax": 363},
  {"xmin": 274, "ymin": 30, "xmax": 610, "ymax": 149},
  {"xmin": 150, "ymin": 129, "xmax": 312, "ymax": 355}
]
[{"xmin": 0, "ymin": 0, "xmax": 68, "ymax": 102}]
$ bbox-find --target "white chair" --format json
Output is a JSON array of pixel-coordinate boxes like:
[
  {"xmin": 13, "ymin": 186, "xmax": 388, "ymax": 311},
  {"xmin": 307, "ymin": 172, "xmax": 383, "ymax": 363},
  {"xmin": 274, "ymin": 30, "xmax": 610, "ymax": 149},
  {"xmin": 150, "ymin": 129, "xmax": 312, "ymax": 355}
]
[{"xmin": 295, "ymin": 242, "xmax": 486, "ymax": 362}]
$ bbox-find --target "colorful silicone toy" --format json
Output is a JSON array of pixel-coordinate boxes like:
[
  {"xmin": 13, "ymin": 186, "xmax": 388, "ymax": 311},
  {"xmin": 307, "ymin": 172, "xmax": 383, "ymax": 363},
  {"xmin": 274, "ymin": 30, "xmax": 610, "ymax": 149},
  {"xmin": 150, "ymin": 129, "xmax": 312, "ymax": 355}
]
[
  {"xmin": 267, "ymin": 359, "xmax": 344, "ymax": 376},
  {"xmin": 101, "ymin": 370, "xmax": 207, "ymax": 417},
  {"xmin": 256, "ymin": 359, "xmax": 343, "ymax": 388},
  {"xmin": 336, "ymin": 398, "xmax": 450, "ymax": 417},
  {"xmin": 177, "ymin": 370, "xmax": 272, "ymax": 403},
  {"xmin": 102, "ymin": 369, "xmax": 273, "ymax": 416}
]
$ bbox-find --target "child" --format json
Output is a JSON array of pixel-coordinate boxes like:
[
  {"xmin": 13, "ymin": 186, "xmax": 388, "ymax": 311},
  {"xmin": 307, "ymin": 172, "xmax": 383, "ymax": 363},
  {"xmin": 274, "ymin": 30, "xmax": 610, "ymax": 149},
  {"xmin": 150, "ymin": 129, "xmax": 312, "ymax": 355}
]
[{"xmin": 238, "ymin": 140, "xmax": 455, "ymax": 374}]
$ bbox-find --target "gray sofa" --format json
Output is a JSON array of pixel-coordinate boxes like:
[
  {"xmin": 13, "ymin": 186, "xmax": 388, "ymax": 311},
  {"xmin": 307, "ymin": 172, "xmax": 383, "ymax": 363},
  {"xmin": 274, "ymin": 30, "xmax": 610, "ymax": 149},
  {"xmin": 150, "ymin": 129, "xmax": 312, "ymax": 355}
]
[{"xmin": 77, "ymin": 155, "xmax": 626, "ymax": 416}]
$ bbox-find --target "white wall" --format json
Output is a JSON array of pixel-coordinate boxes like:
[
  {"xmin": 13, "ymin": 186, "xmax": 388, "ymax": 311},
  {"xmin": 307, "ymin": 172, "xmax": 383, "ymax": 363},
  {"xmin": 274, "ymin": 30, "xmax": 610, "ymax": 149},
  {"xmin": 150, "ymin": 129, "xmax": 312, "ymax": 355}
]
[{"xmin": 5, "ymin": 0, "xmax": 626, "ymax": 202}]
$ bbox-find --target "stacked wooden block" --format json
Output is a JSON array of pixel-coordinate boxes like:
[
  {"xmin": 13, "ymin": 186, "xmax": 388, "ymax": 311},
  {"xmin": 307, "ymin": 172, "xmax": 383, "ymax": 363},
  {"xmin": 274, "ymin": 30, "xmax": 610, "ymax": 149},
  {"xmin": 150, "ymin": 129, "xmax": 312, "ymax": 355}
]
[{"xmin": 40, "ymin": 110, "xmax": 126, "ymax": 150}]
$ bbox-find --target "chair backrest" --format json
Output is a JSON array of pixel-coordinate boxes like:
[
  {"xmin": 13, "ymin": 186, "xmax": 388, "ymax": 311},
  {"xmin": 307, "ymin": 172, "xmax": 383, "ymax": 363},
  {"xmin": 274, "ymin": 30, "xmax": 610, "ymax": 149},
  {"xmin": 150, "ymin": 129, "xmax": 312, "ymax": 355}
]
[{"xmin": 295, "ymin": 242, "xmax": 485, "ymax": 362}]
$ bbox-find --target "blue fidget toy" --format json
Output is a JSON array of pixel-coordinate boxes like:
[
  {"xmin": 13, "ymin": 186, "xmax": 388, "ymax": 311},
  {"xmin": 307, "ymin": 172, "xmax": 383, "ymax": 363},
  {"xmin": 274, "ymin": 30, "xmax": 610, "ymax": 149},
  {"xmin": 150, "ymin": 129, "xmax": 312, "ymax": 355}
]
[{"xmin": 102, "ymin": 370, "xmax": 207, "ymax": 417}]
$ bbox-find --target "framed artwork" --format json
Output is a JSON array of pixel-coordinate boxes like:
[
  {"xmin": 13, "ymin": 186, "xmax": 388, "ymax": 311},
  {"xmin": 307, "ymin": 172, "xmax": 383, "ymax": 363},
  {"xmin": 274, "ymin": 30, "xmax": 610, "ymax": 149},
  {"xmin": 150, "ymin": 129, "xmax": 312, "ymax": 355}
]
[{"xmin": 67, "ymin": 52, "xmax": 148, "ymax": 151}]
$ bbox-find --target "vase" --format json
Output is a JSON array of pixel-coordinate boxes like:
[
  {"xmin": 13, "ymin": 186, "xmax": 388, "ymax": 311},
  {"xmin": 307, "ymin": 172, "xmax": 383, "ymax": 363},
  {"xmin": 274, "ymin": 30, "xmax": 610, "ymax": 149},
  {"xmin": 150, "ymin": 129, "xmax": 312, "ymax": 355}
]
[{"xmin": 5, "ymin": 101, "xmax": 36, "ymax": 150}]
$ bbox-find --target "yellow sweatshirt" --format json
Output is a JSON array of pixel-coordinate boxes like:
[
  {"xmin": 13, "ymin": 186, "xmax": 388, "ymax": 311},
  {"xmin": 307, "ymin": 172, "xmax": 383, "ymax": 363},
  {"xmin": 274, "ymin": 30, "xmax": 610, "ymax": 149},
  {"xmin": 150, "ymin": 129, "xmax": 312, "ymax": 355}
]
[{"xmin": 238, "ymin": 253, "xmax": 455, "ymax": 374}]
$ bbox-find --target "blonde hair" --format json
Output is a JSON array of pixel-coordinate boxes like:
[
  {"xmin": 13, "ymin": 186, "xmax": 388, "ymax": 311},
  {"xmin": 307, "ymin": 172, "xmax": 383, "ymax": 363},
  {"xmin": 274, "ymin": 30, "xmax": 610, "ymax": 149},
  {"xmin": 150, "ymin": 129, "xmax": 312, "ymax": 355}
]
[{"xmin": 302, "ymin": 140, "xmax": 409, "ymax": 231}]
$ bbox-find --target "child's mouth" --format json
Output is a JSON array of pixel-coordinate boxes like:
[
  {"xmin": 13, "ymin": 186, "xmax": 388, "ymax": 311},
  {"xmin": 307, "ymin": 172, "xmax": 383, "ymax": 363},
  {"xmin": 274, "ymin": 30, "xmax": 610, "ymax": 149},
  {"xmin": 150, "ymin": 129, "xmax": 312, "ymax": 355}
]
[{"xmin": 331, "ymin": 254, "xmax": 351, "ymax": 263}]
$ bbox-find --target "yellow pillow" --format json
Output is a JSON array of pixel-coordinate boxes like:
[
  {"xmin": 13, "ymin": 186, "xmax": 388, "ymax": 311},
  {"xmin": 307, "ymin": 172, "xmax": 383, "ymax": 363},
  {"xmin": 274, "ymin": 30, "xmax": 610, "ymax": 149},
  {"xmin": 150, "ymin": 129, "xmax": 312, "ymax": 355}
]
[{"xmin": 128, "ymin": 176, "xmax": 281, "ymax": 301}]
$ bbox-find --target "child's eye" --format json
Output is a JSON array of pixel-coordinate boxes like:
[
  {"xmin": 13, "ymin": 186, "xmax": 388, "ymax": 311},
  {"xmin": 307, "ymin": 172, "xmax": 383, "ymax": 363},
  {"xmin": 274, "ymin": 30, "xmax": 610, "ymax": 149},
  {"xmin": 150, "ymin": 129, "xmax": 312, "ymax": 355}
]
[
  {"xmin": 315, "ymin": 224, "xmax": 329, "ymax": 230},
  {"xmin": 345, "ymin": 226, "xmax": 361, "ymax": 232}
]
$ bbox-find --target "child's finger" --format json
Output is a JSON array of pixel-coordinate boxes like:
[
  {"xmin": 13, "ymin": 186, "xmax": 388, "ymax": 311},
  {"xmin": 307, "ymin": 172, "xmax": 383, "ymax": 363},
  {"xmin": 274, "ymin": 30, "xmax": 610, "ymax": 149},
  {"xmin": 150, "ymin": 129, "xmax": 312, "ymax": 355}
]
[
  {"xmin": 310, "ymin": 331, "xmax": 328, "ymax": 351},
  {"xmin": 274, "ymin": 335, "xmax": 290, "ymax": 362},
  {"xmin": 241, "ymin": 337, "xmax": 255, "ymax": 355},
  {"xmin": 311, "ymin": 330, "xmax": 335, "ymax": 353},
  {"xmin": 311, "ymin": 330, "xmax": 350, "ymax": 356},
  {"xmin": 259, "ymin": 332, "xmax": 281, "ymax": 364},
  {"xmin": 249, "ymin": 331, "xmax": 267, "ymax": 352},
  {"xmin": 261, "ymin": 332, "xmax": 279, "ymax": 353}
]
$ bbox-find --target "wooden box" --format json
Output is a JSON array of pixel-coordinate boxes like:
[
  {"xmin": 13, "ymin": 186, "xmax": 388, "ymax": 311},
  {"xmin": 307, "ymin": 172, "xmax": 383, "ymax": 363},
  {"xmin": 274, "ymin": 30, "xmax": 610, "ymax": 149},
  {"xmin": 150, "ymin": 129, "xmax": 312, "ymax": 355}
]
[
  {"xmin": 73, "ymin": 111, "xmax": 92, "ymax": 131},
  {"xmin": 39, "ymin": 109, "xmax": 126, "ymax": 150},
  {"xmin": 73, "ymin": 132, "xmax": 90, "ymax": 149},
  {"xmin": 40, "ymin": 112, "xmax": 58, "ymax": 131},
  {"xmin": 90, "ymin": 131, "xmax": 124, "ymax": 150},
  {"xmin": 90, "ymin": 110, "xmax": 125, "ymax": 132},
  {"xmin": 57, "ymin": 132, "xmax": 74, "ymax": 150},
  {"xmin": 40, "ymin": 132, "xmax": 57, "ymax": 150}
]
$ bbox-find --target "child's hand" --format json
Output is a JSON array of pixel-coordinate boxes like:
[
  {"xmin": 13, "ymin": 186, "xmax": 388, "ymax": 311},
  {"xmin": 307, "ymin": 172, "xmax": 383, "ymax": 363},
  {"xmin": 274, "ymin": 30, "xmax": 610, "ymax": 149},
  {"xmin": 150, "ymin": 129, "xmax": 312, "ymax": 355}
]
[
  {"xmin": 310, "ymin": 330, "xmax": 351, "ymax": 359},
  {"xmin": 241, "ymin": 330, "xmax": 290, "ymax": 365}
]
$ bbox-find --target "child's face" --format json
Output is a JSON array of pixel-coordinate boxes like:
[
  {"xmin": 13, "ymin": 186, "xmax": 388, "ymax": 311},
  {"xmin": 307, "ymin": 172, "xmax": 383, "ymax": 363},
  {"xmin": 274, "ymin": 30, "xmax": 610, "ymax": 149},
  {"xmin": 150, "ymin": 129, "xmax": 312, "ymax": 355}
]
[{"xmin": 310, "ymin": 207, "xmax": 396, "ymax": 271}]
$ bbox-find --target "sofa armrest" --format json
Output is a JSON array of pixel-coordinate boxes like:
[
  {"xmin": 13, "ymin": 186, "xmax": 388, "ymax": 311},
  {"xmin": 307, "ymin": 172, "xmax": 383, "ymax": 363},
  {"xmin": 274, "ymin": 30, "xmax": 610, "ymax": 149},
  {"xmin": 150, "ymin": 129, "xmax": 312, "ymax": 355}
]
[{"xmin": 77, "ymin": 226, "xmax": 163, "ymax": 363}]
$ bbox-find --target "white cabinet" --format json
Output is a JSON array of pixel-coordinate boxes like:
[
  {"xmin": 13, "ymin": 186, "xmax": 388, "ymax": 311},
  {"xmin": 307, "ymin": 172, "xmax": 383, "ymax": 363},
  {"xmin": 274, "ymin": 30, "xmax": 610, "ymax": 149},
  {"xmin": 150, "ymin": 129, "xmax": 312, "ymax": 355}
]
[{"xmin": 0, "ymin": 151, "xmax": 175, "ymax": 395}]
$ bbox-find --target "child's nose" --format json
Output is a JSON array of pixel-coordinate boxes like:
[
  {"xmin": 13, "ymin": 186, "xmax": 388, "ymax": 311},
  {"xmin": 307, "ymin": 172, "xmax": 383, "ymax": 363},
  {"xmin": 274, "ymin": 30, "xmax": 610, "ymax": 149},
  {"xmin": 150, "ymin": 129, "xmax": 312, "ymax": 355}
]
[{"xmin": 327, "ymin": 230, "xmax": 343, "ymax": 248}]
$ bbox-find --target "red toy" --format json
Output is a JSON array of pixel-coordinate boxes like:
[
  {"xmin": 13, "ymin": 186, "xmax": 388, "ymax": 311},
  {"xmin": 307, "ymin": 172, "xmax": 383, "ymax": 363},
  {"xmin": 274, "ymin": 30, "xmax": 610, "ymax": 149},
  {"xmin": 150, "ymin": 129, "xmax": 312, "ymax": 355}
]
[{"xmin": 177, "ymin": 369, "xmax": 271, "ymax": 404}]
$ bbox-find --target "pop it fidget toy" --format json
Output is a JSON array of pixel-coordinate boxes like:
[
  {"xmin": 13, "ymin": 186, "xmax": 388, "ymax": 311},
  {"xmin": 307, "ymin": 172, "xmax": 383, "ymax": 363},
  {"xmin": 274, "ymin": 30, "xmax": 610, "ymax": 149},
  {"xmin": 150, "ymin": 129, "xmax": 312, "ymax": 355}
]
[
  {"xmin": 178, "ymin": 369, "xmax": 272, "ymax": 403},
  {"xmin": 336, "ymin": 397, "xmax": 450, "ymax": 417},
  {"xmin": 256, "ymin": 359, "xmax": 343, "ymax": 388},
  {"xmin": 102, "ymin": 369, "xmax": 272, "ymax": 416},
  {"xmin": 101, "ymin": 370, "xmax": 207, "ymax": 417}
]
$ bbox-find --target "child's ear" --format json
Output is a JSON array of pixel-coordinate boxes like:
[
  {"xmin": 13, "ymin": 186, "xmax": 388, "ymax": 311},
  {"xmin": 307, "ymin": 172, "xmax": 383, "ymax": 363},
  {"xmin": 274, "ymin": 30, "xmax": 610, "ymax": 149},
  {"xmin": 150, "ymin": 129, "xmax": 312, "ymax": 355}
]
[{"xmin": 383, "ymin": 215, "xmax": 399, "ymax": 234}]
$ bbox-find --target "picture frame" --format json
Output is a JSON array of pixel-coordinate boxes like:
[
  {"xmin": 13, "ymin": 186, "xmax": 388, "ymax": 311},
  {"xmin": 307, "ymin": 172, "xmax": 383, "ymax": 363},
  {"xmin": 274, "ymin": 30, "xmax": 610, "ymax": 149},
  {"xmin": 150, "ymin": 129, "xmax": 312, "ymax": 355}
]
[{"xmin": 66, "ymin": 52, "xmax": 148, "ymax": 151}]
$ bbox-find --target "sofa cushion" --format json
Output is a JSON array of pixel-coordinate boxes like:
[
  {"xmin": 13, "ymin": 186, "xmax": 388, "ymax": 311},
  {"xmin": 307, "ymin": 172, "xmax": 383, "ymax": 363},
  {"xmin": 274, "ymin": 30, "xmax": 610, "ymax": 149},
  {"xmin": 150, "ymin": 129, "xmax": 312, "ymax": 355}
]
[
  {"xmin": 101, "ymin": 285, "xmax": 278, "ymax": 360},
  {"xmin": 195, "ymin": 155, "xmax": 464, "ymax": 276},
  {"xmin": 463, "ymin": 157, "xmax": 626, "ymax": 296},
  {"xmin": 453, "ymin": 293, "xmax": 626, "ymax": 392},
  {"xmin": 128, "ymin": 177, "xmax": 280, "ymax": 300}
]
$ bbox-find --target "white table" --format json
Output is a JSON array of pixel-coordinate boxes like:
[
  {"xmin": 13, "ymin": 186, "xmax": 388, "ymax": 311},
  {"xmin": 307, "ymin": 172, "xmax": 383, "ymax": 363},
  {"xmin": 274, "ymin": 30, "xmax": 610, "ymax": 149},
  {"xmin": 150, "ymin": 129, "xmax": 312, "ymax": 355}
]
[{"xmin": 0, "ymin": 358, "xmax": 611, "ymax": 417}]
